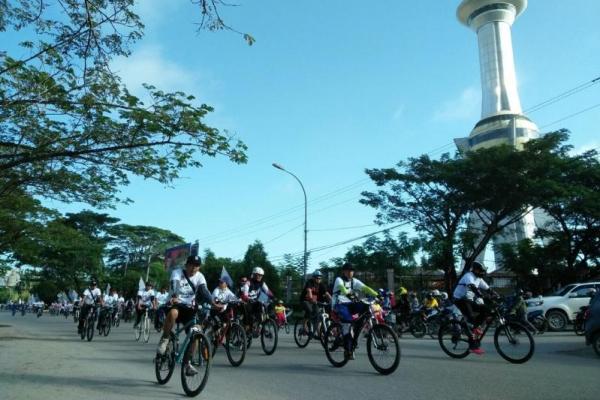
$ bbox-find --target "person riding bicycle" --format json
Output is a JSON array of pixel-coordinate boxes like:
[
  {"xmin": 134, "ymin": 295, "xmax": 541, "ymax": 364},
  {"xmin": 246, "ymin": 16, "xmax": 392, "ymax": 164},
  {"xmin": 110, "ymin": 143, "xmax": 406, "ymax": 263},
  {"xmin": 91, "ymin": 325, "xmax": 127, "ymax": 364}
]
[
  {"xmin": 134, "ymin": 281, "xmax": 156, "ymax": 329},
  {"xmin": 102, "ymin": 287, "xmax": 119, "ymax": 326},
  {"xmin": 452, "ymin": 261, "xmax": 494, "ymax": 355},
  {"xmin": 274, "ymin": 300, "xmax": 287, "ymax": 327},
  {"xmin": 77, "ymin": 279, "xmax": 103, "ymax": 334},
  {"xmin": 422, "ymin": 292, "xmax": 439, "ymax": 316},
  {"xmin": 332, "ymin": 262, "xmax": 379, "ymax": 360},
  {"xmin": 154, "ymin": 286, "xmax": 170, "ymax": 330},
  {"xmin": 157, "ymin": 255, "xmax": 220, "ymax": 376},
  {"xmin": 211, "ymin": 278, "xmax": 238, "ymax": 327},
  {"xmin": 300, "ymin": 270, "xmax": 332, "ymax": 336},
  {"xmin": 240, "ymin": 267, "xmax": 273, "ymax": 336}
]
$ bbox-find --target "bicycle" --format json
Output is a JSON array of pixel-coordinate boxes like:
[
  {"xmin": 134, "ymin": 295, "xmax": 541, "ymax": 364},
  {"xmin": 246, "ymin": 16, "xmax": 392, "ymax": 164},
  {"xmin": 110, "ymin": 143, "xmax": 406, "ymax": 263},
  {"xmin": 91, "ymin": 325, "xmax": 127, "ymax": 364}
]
[
  {"xmin": 294, "ymin": 302, "xmax": 331, "ymax": 348},
  {"xmin": 80, "ymin": 305, "xmax": 98, "ymax": 342},
  {"xmin": 97, "ymin": 307, "xmax": 112, "ymax": 337},
  {"xmin": 324, "ymin": 298, "xmax": 401, "ymax": 375},
  {"xmin": 243, "ymin": 300, "xmax": 278, "ymax": 355},
  {"xmin": 438, "ymin": 296, "xmax": 535, "ymax": 364},
  {"xmin": 202, "ymin": 302, "xmax": 247, "ymax": 367},
  {"xmin": 154, "ymin": 305, "xmax": 212, "ymax": 397},
  {"xmin": 112, "ymin": 308, "xmax": 121, "ymax": 327},
  {"xmin": 134, "ymin": 306, "xmax": 152, "ymax": 343}
]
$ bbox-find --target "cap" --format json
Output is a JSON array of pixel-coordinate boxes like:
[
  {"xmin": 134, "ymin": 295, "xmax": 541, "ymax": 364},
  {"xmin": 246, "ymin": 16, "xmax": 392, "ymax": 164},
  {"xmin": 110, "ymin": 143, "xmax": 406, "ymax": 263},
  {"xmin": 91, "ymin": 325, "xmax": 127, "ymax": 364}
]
[
  {"xmin": 186, "ymin": 255, "xmax": 202, "ymax": 266},
  {"xmin": 341, "ymin": 262, "xmax": 355, "ymax": 271}
]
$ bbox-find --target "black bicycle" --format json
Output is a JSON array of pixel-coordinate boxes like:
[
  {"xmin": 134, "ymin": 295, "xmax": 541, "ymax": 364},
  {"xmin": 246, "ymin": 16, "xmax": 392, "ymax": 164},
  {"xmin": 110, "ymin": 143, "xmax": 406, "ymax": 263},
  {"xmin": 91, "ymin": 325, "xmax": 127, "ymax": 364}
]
[
  {"xmin": 81, "ymin": 306, "xmax": 98, "ymax": 342},
  {"xmin": 243, "ymin": 300, "xmax": 278, "ymax": 355},
  {"xmin": 438, "ymin": 297, "xmax": 535, "ymax": 364},
  {"xmin": 324, "ymin": 298, "xmax": 400, "ymax": 375}
]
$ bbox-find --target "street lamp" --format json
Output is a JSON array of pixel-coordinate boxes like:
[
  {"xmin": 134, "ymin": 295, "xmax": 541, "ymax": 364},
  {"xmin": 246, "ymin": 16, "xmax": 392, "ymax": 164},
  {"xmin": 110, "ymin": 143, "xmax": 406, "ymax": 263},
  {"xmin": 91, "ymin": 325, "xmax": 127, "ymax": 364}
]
[{"xmin": 272, "ymin": 162, "xmax": 308, "ymax": 283}]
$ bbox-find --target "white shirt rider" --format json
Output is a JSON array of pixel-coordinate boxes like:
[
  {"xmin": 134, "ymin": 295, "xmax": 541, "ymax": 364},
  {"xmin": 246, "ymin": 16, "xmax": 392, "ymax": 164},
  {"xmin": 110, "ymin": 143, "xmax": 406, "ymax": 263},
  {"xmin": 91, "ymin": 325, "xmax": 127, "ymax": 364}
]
[
  {"xmin": 82, "ymin": 287, "xmax": 102, "ymax": 305},
  {"xmin": 453, "ymin": 272, "xmax": 490, "ymax": 301},
  {"xmin": 212, "ymin": 286, "xmax": 238, "ymax": 311},
  {"xmin": 137, "ymin": 288, "xmax": 156, "ymax": 307},
  {"xmin": 170, "ymin": 268, "xmax": 207, "ymax": 307},
  {"xmin": 332, "ymin": 276, "xmax": 367, "ymax": 306},
  {"xmin": 155, "ymin": 291, "xmax": 170, "ymax": 307}
]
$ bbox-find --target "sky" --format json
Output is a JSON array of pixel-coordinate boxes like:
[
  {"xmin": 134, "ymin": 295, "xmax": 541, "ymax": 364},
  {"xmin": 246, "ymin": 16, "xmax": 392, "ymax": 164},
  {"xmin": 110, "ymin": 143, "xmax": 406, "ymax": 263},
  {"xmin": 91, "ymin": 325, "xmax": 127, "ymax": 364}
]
[{"xmin": 44, "ymin": 0, "xmax": 600, "ymax": 270}]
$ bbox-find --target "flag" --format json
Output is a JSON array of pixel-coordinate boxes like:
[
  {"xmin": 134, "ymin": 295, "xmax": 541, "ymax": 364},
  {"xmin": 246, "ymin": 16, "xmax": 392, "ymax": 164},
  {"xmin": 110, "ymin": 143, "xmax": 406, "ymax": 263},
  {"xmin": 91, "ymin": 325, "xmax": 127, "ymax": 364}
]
[
  {"xmin": 220, "ymin": 266, "xmax": 233, "ymax": 288},
  {"xmin": 68, "ymin": 289, "xmax": 79, "ymax": 301},
  {"xmin": 105, "ymin": 283, "xmax": 111, "ymax": 295},
  {"xmin": 138, "ymin": 277, "xmax": 145, "ymax": 293}
]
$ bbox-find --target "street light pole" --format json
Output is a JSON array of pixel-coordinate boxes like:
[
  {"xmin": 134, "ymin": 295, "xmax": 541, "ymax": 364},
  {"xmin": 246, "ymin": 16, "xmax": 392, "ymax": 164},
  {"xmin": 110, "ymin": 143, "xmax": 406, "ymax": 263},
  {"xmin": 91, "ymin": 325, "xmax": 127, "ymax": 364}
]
[{"xmin": 272, "ymin": 163, "xmax": 308, "ymax": 284}]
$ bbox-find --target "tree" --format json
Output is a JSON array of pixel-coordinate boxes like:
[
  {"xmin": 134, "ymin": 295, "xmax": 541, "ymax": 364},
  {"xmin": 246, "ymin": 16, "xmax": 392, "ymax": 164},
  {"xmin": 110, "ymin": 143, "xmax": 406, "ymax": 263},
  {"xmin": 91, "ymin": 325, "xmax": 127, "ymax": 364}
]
[
  {"xmin": 0, "ymin": 0, "xmax": 248, "ymax": 213},
  {"xmin": 362, "ymin": 153, "xmax": 469, "ymax": 290}
]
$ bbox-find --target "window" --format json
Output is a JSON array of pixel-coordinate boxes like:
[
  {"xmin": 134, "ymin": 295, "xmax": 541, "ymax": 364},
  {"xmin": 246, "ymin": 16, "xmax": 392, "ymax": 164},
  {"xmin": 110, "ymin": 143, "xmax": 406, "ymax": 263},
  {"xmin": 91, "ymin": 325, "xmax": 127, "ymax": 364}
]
[{"xmin": 571, "ymin": 284, "xmax": 595, "ymax": 298}]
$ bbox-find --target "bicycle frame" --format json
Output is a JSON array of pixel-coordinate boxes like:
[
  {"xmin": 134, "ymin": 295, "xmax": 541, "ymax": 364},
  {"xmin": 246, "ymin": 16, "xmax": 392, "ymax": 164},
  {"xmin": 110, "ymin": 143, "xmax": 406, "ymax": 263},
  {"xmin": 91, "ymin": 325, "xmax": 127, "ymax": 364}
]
[{"xmin": 170, "ymin": 308, "xmax": 209, "ymax": 365}]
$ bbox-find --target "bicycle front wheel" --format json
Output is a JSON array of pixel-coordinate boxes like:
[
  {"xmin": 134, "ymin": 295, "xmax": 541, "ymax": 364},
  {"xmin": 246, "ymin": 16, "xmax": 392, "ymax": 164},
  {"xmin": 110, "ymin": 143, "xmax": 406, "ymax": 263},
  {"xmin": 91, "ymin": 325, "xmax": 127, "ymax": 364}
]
[
  {"xmin": 155, "ymin": 333, "xmax": 176, "ymax": 385},
  {"xmin": 86, "ymin": 316, "xmax": 95, "ymax": 342},
  {"xmin": 225, "ymin": 322, "xmax": 247, "ymax": 367},
  {"xmin": 410, "ymin": 317, "xmax": 426, "ymax": 338},
  {"xmin": 293, "ymin": 319, "xmax": 312, "ymax": 348},
  {"xmin": 181, "ymin": 332, "xmax": 211, "ymax": 397},
  {"xmin": 324, "ymin": 322, "xmax": 348, "ymax": 368},
  {"xmin": 103, "ymin": 317, "xmax": 111, "ymax": 337},
  {"xmin": 494, "ymin": 321, "xmax": 535, "ymax": 364},
  {"xmin": 367, "ymin": 324, "xmax": 400, "ymax": 375},
  {"xmin": 438, "ymin": 320, "xmax": 470, "ymax": 359},
  {"xmin": 134, "ymin": 318, "xmax": 142, "ymax": 341},
  {"xmin": 143, "ymin": 315, "xmax": 151, "ymax": 343},
  {"xmin": 261, "ymin": 319, "xmax": 278, "ymax": 355}
]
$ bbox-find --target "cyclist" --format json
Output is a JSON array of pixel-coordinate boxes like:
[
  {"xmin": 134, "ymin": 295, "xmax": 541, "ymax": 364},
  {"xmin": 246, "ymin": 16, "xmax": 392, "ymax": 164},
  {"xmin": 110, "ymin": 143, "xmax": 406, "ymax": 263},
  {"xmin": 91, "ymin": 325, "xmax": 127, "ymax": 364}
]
[
  {"xmin": 156, "ymin": 255, "xmax": 219, "ymax": 376},
  {"xmin": 422, "ymin": 292, "xmax": 439, "ymax": 316},
  {"xmin": 452, "ymin": 261, "xmax": 493, "ymax": 355},
  {"xmin": 240, "ymin": 267, "xmax": 273, "ymax": 336},
  {"xmin": 300, "ymin": 270, "xmax": 332, "ymax": 335},
  {"xmin": 134, "ymin": 281, "xmax": 156, "ymax": 329},
  {"xmin": 102, "ymin": 287, "xmax": 119, "ymax": 328},
  {"xmin": 77, "ymin": 279, "xmax": 103, "ymax": 334},
  {"xmin": 274, "ymin": 300, "xmax": 287, "ymax": 327},
  {"xmin": 332, "ymin": 262, "xmax": 379, "ymax": 360},
  {"xmin": 154, "ymin": 286, "xmax": 170, "ymax": 330}
]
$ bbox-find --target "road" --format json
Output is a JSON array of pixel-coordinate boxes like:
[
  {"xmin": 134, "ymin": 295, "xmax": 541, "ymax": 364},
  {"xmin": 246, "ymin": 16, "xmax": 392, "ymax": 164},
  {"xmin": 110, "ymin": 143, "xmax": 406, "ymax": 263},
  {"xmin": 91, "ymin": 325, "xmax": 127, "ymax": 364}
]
[{"xmin": 0, "ymin": 311, "xmax": 598, "ymax": 400}]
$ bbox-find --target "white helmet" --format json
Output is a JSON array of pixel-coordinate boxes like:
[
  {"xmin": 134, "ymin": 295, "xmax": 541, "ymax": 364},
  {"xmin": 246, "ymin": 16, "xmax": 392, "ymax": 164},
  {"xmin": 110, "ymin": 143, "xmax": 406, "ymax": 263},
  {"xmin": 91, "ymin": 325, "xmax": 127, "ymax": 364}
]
[
  {"xmin": 432, "ymin": 289, "xmax": 441, "ymax": 296},
  {"xmin": 252, "ymin": 267, "xmax": 265, "ymax": 276},
  {"xmin": 475, "ymin": 297, "xmax": 485, "ymax": 306},
  {"xmin": 441, "ymin": 292, "xmax": 448, "ymax": 300}
]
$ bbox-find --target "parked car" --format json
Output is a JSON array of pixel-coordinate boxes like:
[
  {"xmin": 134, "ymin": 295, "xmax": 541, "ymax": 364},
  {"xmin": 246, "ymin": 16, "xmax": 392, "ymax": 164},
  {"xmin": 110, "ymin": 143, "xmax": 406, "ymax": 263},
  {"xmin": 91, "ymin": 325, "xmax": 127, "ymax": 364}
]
[
  {"xmin": 526, "ymin": 282, "xmax": 600, "ymax": 331},
  {"xmin": 584, "ymin": 293, "xmax": 600, "ymax": 357}
]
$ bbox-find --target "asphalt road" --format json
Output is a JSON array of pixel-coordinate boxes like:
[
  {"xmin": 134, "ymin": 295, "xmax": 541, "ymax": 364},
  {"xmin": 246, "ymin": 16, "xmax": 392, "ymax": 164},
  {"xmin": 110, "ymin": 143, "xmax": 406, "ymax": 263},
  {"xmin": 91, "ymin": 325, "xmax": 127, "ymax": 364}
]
[{"xmin": 0, "ymin": 311, "xmax": 598, "ymax": 400}]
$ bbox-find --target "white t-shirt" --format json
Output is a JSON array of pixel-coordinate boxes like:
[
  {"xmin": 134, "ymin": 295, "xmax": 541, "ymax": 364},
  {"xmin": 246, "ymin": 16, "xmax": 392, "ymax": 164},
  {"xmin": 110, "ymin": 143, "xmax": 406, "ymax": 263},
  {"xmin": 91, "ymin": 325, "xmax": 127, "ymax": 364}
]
[
  {"xmin": 104, "ymin": 293, "xmax": 119, "ymax": 307},
  {"xmin": 241, "ymin": 280, "xmax": 270, "ymax": 302},
  {"xmin": 117, "ymin": 296, "xmax": 125, "ymax": 305},
  {"xmin": 453, "ymin": 272, "xmax": 490, "ymax": 300},
  {"xmin": 155, "ymin": 291, "xmax": 170, "ymax": 306},
  {"xmin": 82, "ymin": 288, "xmax": 102, "ymax": 305},
  {"xmin": 212, "ymin": 287, "xmax": 238, "ymax": 309},
  {"xmin": 332, "ymin": 277, "xmax": 366, "ymax": 306},
  {"xmin": 170, "ymin": 268, "xmax": 207, "ymax": 306},
  {"xmin": 137, "ymin": 289, "xmax": 156, "ymax": 307}
]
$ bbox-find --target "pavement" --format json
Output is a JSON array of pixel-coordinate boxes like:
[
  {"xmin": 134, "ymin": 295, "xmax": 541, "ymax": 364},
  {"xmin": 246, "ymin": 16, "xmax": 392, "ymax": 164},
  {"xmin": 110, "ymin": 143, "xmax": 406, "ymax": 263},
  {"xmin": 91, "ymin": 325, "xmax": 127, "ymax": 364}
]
[{"xmin": 0, "ymin": 311, "xmax": 598, "ymax": 400}]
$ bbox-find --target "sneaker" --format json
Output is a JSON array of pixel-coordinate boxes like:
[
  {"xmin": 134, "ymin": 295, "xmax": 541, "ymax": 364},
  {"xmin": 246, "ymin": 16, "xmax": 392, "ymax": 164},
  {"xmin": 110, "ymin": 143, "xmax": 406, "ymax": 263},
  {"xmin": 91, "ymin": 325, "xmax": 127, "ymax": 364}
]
[
  {"xmin": 184, "ymin": 364, "xmax": 198, "ymax": 376},
  {"xmin": 157, "ymin": 337, "xmax": 169, "ymax": 355},
  {"xmin": 470, "ymin": 347, "xmax": 485, "ymax": 355},
  {"xmin": 344, "ymin": 350, "xmax": 355, "ymax": 360}
]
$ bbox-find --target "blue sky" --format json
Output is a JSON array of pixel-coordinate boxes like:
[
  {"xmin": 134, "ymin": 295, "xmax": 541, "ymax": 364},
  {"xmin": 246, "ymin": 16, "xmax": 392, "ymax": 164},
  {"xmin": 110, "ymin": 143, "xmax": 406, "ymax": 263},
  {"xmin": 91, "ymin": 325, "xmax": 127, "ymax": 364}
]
[{"xmin": 47, "ymin": 0, "xmax": 600, "ymax": 269}]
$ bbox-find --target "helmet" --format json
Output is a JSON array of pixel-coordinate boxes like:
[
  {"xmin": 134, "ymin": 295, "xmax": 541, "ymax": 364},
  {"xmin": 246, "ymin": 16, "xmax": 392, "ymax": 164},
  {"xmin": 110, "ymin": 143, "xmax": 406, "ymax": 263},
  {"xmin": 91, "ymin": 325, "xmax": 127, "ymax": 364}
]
[
  {"xmin": 432, "ymin": 289, "xmax": 441, "ymax": 296},
  {"xmin": 312, "ymin": 270, "xmax": 323, "ymax": 278},
  {"xmin": 252, "ymin": 267, "xmax": 265, "ymax": 276},
  {"xmin": 398, "ymin": 287, "xmax": 408, "ymax": 296},
  {"xmin": 277, "ymin": 300, "xmax": 283, "ymax": 304},
  {"xmin": 378, "ymin": 288, "xmax": 386, "ymax": 296},
  {"xmin": 341, "ymin": 262, "xmax": 355, "ymax": 271},
  {"xmin": 186, "ymin": 255, "xmax": 202, "ymax": 266},
  {"xmin": 471, "ymin": 261, "xmax": 487, "ymax": 276},
  {"xmin": 475, "ymin": 297, "xmax": 485, "ymax": 305},
  {"xmin": 589, "ymin": 288, "xmax": 597, "ymax": 296},
  {"xmin": 441, "ymin": 292, "xmax": 448, "ymax": 300}
]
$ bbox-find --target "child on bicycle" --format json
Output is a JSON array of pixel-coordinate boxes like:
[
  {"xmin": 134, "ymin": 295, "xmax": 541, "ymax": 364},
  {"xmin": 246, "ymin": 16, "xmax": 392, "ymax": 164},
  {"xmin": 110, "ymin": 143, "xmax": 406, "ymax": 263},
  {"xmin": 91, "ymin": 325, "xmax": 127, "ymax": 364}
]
[{"xmin": 274, "ymin": 300, "xmax": 287, "ymax": 327}]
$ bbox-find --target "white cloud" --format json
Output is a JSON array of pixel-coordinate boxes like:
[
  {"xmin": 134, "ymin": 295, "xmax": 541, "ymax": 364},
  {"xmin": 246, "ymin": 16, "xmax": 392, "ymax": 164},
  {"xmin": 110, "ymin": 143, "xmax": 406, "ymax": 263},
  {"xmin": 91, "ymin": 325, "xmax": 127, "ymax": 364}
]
[
  {"xmin": 571, "ymin": 141, "xmax": 600, "ymax": 156},
  {"xmin": 433, "ymin": 86, "xmax": 480, "ymax": 122},
  {"xmin": 112, "ymin": 45, "xmax": 203, "ymax": 100}
]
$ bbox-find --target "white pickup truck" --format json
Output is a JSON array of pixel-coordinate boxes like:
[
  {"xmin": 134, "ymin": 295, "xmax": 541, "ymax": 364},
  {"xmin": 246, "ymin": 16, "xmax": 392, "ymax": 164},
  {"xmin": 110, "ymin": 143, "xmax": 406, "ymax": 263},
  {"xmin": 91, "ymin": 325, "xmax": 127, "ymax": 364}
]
[{"xmin": 527, "ymin": 282, "xmax": 600, "ymax": 331}]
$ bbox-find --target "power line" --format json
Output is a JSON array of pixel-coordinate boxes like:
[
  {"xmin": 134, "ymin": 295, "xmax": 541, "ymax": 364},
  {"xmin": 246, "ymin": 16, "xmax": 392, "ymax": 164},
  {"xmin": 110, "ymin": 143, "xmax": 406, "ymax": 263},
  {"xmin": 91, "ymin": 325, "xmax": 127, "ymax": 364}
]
[
  {"xmin": 310, "ymin": 223, "xmax": 378, "ymax": 232},
  {"xmin": 525, "ymin": 75, "xmax": 600, "ymax": 114},
  {"xmin": 539, "ymin": 102, "xmax": 600, "ymax": 129}
]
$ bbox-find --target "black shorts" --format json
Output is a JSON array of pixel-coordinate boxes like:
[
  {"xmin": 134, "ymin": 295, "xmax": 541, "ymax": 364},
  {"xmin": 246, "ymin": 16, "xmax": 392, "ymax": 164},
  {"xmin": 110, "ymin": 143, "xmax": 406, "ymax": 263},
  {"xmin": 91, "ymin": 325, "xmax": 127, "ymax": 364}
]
[{"xmin": 169, "ymin": 304, "xmax": 196, "ymax": 326}]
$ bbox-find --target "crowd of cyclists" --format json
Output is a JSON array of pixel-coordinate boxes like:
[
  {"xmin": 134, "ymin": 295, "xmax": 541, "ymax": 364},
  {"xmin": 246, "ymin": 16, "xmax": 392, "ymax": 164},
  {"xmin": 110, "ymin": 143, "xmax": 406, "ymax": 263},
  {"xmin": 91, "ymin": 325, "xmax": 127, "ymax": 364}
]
[{"xmin": 3, "ymin": 257, "xmax": 547, "ymax": 395}]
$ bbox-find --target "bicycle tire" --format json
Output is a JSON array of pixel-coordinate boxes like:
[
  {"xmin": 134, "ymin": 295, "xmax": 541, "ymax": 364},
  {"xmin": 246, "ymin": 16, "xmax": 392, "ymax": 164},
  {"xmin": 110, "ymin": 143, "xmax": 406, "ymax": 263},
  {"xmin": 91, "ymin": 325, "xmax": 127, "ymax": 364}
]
[
  {"xmin": 115, "ymin": 315, "xmax": 120, "ymax": 328},
  {"xmin": 574, "ymin": 321, "xmax": 585, "ymax": 336},
  {"xmin": 143, "ymin": 314, "xmax": 151, "ymax": 343},
  {"xmin": 86, "ymin": 315, "xmax": 95, "ymax": 342},
  {"xmin": 284, "ymin": 322, "xmax": 290, "ymax": 335},
  {"xmin": 103, "ymin": 315, "xmax": 111, "ymax": 337},
  {"xmin": 428, "ymin": 319, "xmax": 441, "ymax": 339},
  {"xmin": 155, "ymin": 333, "xmax": 176, "ymax": 385},
  {"xmin": 494, "ymin": 321, "xmax": 535, "ymax": 364},
  {"xmin": 410, "ymin": 317, "xmax": 427, "ymax": 338},
  {"xmin": 181, "ymin": 332, "xmax": 211, "ymax": 397},
  {"xmin": 80, "ymin": 319, "xmax": 86, "ymax": 340},
  {"xmin": 438, "ymin": 320, "xmax": 470, "ymax": 359},
  {"xmin": 225, "ymin": 322, "xmax": 247, "ymax": 367},
  {"xmin": 367, "ymin": 324, "xmax": 400, "ymax": 375},
  {"xmin": 260, "ymin": 319, "xmax": 278, "ymax": 355},
  {"xmin": 134, "ymin": 319, "xmax": 142, "ymax": 342},
  {"xmin": 293, "ymin": 319, "xmax": 312, "ymax": 348},
  {"xmin": 324, "ymin": 322, "xmax": 348, "ymax": 368}
]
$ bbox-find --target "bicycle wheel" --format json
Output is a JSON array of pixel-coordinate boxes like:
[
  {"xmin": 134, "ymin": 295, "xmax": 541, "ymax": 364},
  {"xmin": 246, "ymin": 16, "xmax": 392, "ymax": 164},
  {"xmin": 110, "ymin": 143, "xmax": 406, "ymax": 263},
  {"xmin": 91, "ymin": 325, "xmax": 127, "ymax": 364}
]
[
  {"xmin": 574, "ymin": 320, "xmax": 585, "ymax": 336},
  {"xmin": 115, "ymin": 315, "xmax": 120, "ymax": 328},
  {"xmin": 284, "ymin": 322, "xmax": 290, "ymax": 335},
  {"xmin": 324, "ymin": 322, "xmax": 348, "ymax": 368},
  {"xmin": 260, "ymin": 319, "xmax": 278, "ymax": 355},
  {"xmin": 181, "ymin": 332, "xmax": 211, "ymax": 397},
  {"xmin": 438, "ymin": 320, "xmax": 470, "ymax": 359},
  {"xmin": 103, "ymin": 316, "xmax": 111, "ymax": 337},
  {"xmin": 155, "ymin": 333, "xmax": 176, "ymax": 385},
  {"xmin": 410, "ymin": 317, "xmax": 427, "ymax": 338},
  {"xmin": 367, "ymin": 324, "xmax": 400, "ymax": 375},
  {"xmin": 143, "ymin": 314, "xmax": 151, "ymax": 343},
  {"xmin": 428, "ymin": 319, "xmax": 441, "ymax": 339},
  {"xmin": 225, "ymin": 322, "xmax": 247, "ymax": 367},
  {"xmin": 494, "ymin": 321, "xmax": 535, "ymax": 364},
  {"xmin": 86, "ymin": 315, "xmax": 95, "ymax": 342},
  {"xmin": 80, "ymin": 319, "xmax": 86, "ymax": 340},
  {"xmin": 293, "ymin": 319, "xmax": 312, "ymax": 348},
  {"xmin": 134, "ymin": 318, "xmax": 142, "ymax": 342}
]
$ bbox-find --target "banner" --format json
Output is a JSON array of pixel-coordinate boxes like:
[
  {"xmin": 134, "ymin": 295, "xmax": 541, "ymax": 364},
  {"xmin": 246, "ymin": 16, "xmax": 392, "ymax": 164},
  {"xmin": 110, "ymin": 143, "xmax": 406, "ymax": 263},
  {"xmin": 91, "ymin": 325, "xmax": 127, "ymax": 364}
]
[
  {"xmin": 138, "ymin": 277, "xmax": 145, "ymax": 293},
  {"xmin": 164, "ymin": 243, "xmax": 192, "ymax": 273}
]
